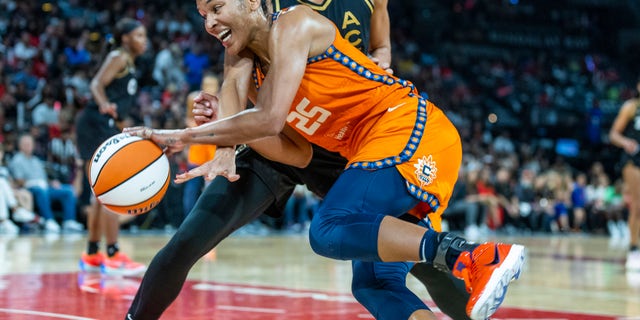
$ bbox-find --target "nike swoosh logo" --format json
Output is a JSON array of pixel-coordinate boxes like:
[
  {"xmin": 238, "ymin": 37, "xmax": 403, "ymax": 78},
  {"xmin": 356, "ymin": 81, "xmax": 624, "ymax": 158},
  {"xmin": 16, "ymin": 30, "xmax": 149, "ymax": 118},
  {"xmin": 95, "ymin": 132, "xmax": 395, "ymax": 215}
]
[
  {"xmin": 387, "ymin": 102, "xmax": 406, "ymax": 112},
  {"xmin": 485, "ymin": 245, "xmax": 501, "ymax": 266}
]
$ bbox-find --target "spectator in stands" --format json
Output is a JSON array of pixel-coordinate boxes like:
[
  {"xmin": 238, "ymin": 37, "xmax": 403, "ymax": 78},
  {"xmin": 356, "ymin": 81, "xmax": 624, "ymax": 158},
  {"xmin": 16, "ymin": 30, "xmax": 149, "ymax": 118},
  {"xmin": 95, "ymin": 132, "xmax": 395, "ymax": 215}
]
[
  {"xmin": 31, "ymin": 85, "xmax": 59, "ymax": 127},
  {"xmin": 8, "ymin": 133, "xmax": 82, "ymax": 232},
  {"xmin": 63, "ymin": 36, "xmax": 91, "ymax": 67},
  {"xmin": 442, "ymin": 168, "xmax": 483, "ymax": 239},
  {"xmin": 570, "ymin": 173, "xmax": 588, "ymax": 232},
  {"xmin": 585, "ymin": 171, "xmax": 611, "ymax": 235},
  {"xmin": 0, "ymin": 142, "xmax": 37, "ymax": 234},
  {"xmin": 494, "ymin": 167, "xmax": 520, "ymax": 232},
  {"xmin": 153, "ymin": 41, "xmax": 186, "ymax": 90},
  {"xmin": 183, "ymin": 42, "xmax": 210, "ymax": 91}
]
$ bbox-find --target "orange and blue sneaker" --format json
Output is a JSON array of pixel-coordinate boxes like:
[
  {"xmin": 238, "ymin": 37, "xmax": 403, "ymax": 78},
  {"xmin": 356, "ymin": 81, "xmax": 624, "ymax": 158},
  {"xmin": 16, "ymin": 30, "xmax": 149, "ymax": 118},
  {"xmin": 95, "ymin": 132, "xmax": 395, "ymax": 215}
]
[
  {"xmin": 452, "ymin": 242, "xmax": 525, "ymax": 320},
  {"xmin": 79, "ymin": 252, "xmax": 106, "ymax": 273},
  {"xmin": 103, "ymin": 252, "xmax": 146, "ymax": 276}
]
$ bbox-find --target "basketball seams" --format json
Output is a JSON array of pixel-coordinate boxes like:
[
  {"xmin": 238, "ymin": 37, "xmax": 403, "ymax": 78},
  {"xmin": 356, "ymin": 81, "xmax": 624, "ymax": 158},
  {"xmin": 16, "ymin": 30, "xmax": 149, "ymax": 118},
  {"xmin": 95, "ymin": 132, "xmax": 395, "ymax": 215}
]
[
  {"xmin": 96, "ymin": 152, "xmax": 168, "ymax": 199},
  {"xmin": 92, "ymin": 140, "xmax": 163, "ymax": 195},
  {"xmin": 89, "ymin": 133, "xmax": 170, "ymax": 215},
  {"xmin": 89, "ymin": 134, "xmax": 141, "ymax": 186},
  {"xmin": 103, "ymin": 172, "xmax": 170, "ymax": 215}
]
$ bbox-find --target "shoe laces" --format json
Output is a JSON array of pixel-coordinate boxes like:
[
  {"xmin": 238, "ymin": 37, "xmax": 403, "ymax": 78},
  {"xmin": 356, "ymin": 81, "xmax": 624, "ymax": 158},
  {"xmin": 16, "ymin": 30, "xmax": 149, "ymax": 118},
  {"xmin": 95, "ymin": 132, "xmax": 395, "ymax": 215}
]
[{"xmin": 454, "ymin": 251, "xmax": 474, "ymax": 293}]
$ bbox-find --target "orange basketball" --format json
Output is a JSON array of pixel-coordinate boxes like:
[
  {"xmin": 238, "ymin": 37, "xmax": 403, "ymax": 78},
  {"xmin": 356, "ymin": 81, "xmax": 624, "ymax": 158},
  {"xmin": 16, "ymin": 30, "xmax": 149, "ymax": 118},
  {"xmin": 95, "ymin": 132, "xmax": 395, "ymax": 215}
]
[{"xmin": 89, "ymin": 133, "xmax": 170, "ymax": 215}]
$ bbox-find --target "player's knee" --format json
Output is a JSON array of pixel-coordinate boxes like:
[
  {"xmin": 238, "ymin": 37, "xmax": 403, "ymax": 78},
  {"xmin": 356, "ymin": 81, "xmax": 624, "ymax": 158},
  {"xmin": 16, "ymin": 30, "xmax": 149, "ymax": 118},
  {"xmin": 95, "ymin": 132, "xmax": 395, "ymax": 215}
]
[
  {"xmin": 166, "ymin": 230, "xmax": 203, "ymax": 262},
  {"xmin": 308, "ymin": 215, "xmax": 341, "ymax": 259},
  {"xmin": 308, "ymin": 223, "xmax": 333, "ymax": 258}
]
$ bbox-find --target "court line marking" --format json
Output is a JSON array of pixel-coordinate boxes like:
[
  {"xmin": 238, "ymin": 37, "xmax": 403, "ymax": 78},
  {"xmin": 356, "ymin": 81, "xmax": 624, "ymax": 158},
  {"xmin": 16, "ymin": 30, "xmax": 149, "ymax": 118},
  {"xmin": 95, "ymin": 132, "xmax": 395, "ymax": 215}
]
[
  {"xmin": 216, "ymin": 305, "xmax": 286, "ymax": 314},
  {"xmin": 0, "ymin": 308, "xmax": 96, "ymax": 320}
]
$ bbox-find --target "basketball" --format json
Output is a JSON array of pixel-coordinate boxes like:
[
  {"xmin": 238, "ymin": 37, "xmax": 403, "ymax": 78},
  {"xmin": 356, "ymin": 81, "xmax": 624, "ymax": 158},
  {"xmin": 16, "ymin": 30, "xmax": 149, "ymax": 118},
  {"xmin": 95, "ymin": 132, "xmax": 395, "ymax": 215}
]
[{"xmin": 89, "ymin": 133, "xmax": 170, "ymax": 215}]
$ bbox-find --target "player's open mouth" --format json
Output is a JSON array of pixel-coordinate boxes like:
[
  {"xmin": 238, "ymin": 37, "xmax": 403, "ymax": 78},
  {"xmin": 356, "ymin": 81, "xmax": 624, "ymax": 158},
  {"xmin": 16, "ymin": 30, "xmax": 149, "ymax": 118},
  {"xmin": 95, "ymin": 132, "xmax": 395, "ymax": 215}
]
[{"xmin": 219, "ymin": 30, "xmax": 231, "ymax": 44}]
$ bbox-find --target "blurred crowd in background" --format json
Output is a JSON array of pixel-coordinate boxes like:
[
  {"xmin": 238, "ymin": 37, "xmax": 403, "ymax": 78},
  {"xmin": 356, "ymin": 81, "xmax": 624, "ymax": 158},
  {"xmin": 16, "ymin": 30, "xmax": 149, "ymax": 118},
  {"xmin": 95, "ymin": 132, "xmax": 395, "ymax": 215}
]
[{"xmin": 1, "ymin": 0, "xmax": 640, "ymax": 240}]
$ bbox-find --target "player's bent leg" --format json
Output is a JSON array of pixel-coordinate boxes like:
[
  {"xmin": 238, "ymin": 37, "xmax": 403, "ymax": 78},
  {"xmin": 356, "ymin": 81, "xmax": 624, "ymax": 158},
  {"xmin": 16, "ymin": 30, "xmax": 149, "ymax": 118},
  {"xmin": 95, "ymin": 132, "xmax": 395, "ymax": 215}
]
[
  {"xmin": 352, "ymin": 260, "xmax": 435, "ymax": 320},
  {"xmin": 410, "ymin": 263, "xmax": 471, "ymax": 320},
  {"xmin": 126, "ymin": 171, "xmax": 276, "ymax": 320},
  {"xmin": 309, "ymin": 167, "xmax": 419, "ymax": 261}
]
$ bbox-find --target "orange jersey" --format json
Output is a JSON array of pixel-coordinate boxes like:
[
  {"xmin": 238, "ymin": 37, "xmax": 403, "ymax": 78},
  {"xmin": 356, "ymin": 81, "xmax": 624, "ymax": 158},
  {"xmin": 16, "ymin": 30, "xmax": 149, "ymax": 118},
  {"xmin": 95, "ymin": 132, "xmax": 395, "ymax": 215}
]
[
  {"xmin": 188, "ymin": 144, "xmax": 217, "ymax": 166},
  {"xmin": 254, "ymin": 12, "xmax": 462, "ymax": 220}
]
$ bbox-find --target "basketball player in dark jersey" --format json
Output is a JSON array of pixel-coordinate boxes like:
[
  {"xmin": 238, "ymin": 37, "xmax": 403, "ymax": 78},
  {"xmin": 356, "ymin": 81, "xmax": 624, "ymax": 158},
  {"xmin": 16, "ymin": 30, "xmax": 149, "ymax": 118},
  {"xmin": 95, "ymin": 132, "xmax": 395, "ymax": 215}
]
[
  {"xmin": 609, "ymin": 77, "xmax": 640, "ymax": 272},
  {"xmin": 125, "ymin": 1, "xmax": 472, "ymax": 319},
  {"xmin": 76, "ymin": 18, "xmax": 147, "ymax": 276}
]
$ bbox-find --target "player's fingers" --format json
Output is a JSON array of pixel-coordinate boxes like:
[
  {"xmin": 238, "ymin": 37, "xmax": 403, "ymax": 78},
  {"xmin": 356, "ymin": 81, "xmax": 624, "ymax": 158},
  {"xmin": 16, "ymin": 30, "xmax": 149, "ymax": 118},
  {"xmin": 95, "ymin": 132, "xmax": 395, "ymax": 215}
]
[
  {"xmin": 226, "ymin": 173, "xmax": 240, "ymax": 182},
  {"xmin": 123, "ymin": 126, "xmax": 143, "ymax": 133},
  {"xmin": 174, "ymin": 172, "xmax": 193, "ymax": 184}
]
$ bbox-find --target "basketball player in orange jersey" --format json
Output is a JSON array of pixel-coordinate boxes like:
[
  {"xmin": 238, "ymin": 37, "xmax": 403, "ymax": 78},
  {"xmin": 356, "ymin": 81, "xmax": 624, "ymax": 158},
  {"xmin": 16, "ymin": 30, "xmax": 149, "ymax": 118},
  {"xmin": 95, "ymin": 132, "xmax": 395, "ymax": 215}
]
[
  {"xmin": 609, "ymin": 77, "xmax": 640, "ymax": 272},
  {"xmin": 127, "ymin": 0, "xmax": 467, "ymax": 318},
  {"xmin": 75, "ymin": 18, "xmax": 147, "ymax": 276},
  {"xmin": 183, "ymin": 72, "xmax": 219, "ymax": 217},
  {"xmin": 126, "ymin": 2, "xmax": 526, "ymax": 319},
  {"xmin": 126, "ymin": 1, "xmax": 472, "ymax": 319}
]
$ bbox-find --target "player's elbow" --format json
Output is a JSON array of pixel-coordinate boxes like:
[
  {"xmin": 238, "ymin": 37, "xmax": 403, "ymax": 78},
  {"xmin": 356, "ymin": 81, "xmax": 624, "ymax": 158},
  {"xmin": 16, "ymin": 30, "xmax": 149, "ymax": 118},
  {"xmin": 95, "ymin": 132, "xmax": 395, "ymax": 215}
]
[
  {"xmin": 289, "ymin": 144, "xmax": 312, "ymax": 168},
  {"xmin": 608, "ymin": 129, "xmax": 619, "ymax": 143},
  {"xmin": 256, "ymin": 115, "xmax": 286, "ymax": 138}
]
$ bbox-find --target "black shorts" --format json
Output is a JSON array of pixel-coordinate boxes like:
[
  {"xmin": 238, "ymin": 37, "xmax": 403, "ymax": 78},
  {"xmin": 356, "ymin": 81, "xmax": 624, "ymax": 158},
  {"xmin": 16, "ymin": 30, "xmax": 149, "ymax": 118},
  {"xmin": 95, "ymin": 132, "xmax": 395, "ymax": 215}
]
[
  {"xmin": 238, "ymin": 145, "xmax": 347, "ymax": 217},
  {"xmin": 75, "ymin": 107, "xmax": 119, "ymax": 160}
]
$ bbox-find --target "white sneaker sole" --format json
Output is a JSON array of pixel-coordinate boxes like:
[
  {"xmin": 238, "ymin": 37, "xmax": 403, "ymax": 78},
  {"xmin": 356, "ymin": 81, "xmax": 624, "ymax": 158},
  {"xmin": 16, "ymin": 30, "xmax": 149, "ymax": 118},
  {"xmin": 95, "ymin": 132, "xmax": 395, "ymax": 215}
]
[
  {"xmin": 79, "ymin": 261, "xmax": 104, "ymax": 273},
  {"xmin": 469, "ymin": 244, "xmax": 526, "ymax": 320},
  {"xmin": 103, "ymin": 266, "xmax": 147, "ymax": 277}
]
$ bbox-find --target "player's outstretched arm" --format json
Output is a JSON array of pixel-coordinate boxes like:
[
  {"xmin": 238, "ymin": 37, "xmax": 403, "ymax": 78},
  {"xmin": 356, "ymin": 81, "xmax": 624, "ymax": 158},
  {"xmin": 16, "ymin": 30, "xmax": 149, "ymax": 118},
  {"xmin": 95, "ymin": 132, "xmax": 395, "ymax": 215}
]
[{"xmin": 369, "ymin": 0, "xmax": 392, "ymax": 74}]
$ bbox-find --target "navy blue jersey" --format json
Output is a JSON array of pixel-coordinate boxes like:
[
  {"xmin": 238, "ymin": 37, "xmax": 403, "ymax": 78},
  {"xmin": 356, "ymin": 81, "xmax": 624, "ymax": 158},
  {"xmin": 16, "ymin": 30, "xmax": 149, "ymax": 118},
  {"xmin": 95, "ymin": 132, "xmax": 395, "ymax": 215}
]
[{"xmin": 272, "ymin": 0, "xmax": 374, "ymax": 53}]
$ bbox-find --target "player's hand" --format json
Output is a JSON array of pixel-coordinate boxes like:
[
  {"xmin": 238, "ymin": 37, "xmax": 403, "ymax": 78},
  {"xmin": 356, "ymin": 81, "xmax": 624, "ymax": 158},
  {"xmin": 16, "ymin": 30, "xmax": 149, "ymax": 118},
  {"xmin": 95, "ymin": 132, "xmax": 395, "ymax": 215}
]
[
  {"xmin": 622, "ymin": 138, "xmax": 639, "ymax": 155},
  {"xmin": 370, "ymin": 56, "xmax": 394, "ymax": 75},
  {"xmin": 174, "ymin": 147, "xmax": 239, "ymax": 183},
  {"xmin": 123, "ymin": 126, "xmax": 187, "ymax": 155},
  {"xmin": 99, "ymin": 102, "xmax": 118, "ymax": 119},
  {"xmin": 192, "ymin": 92, "xmax": 219, "ymax": 125}
]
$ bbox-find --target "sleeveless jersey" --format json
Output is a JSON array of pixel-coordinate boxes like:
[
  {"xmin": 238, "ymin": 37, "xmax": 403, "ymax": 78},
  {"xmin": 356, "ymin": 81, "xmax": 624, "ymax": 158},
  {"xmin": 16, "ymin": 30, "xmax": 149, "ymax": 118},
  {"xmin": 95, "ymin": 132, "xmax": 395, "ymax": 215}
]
[
  {"xmin": 253, "ymin": 9, "xmax": 463, "ymax": 225},
  {"xmin": 91, "ymin": 49, "xmax": 138, "ymax": 122},
  {"xmin": 271, "ymin": 0, "xmax": 373, "ymax": 53},
  {"xmin": 623, "ymin": 100, "xmax": 640, "ymax": 143},
  {"xmin": 620, "ymin": 100, "xmax": 640, "ymax": 167}
]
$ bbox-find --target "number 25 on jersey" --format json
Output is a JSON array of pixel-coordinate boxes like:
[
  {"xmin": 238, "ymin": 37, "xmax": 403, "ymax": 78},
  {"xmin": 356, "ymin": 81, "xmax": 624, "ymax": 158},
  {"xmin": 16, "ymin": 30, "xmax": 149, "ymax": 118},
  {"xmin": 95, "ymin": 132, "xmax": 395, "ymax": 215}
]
[{"xmin": 287, "ymin": 98, "xmax": 331, "ymax": 135}]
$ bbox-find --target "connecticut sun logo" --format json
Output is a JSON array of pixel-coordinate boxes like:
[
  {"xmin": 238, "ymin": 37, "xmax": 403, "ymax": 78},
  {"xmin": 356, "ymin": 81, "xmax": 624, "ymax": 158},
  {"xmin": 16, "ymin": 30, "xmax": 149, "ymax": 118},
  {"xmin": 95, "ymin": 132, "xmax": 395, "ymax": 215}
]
[{"xmin": 414, "ymin": 155, "xmax": 437, "ymax": 188}]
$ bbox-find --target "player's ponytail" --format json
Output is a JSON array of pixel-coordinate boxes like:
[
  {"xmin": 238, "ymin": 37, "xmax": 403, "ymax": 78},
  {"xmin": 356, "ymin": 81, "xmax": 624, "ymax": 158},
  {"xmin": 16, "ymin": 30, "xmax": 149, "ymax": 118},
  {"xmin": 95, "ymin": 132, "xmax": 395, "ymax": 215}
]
[{"xmin": 93, "ymin": 18, "xmax": 142, "ymax": 74}]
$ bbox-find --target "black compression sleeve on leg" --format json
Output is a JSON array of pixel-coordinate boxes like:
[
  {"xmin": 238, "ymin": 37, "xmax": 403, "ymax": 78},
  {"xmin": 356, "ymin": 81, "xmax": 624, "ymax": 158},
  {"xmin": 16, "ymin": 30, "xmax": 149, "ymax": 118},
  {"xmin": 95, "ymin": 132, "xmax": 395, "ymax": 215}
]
[
  {"xmin": 126, "ymin": 169, "xmax": 277, "ymax": 320},
  {"xmin": 410, "ymin": 263, "xmax": 471, "ymax": 320}
]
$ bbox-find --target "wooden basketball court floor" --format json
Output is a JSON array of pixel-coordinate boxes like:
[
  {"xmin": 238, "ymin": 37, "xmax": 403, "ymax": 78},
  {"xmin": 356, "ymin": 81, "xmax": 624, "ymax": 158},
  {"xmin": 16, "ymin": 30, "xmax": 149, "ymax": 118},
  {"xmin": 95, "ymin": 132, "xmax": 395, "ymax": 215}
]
[{"xmin": 0, "ymin": 232, "xmax": 639, "ymax": 319}]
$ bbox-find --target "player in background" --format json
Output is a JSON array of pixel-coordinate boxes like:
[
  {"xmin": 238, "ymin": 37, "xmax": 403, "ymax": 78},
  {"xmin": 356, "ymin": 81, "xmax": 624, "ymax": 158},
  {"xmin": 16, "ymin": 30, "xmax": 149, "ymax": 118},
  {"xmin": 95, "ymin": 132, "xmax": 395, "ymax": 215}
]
[
  {"xmin": 75, "ymin": 18, "xmax": 147, "ymax": 276},
  {"xmin": 609, "ymin": 77, "xmax": 640, "ymax": 271}
]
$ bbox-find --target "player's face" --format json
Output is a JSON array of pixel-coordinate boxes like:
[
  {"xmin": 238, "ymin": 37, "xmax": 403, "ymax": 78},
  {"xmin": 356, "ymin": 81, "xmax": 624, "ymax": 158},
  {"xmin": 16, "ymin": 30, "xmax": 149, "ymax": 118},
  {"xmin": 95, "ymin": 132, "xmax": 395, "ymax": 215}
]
[
  {"xmin": 125, "ymin": 26, "xmax": 148, "ymax": 57},
  {"xmin": 197, "ymin": 0, "xmax": 253, "ymax": 54}
]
